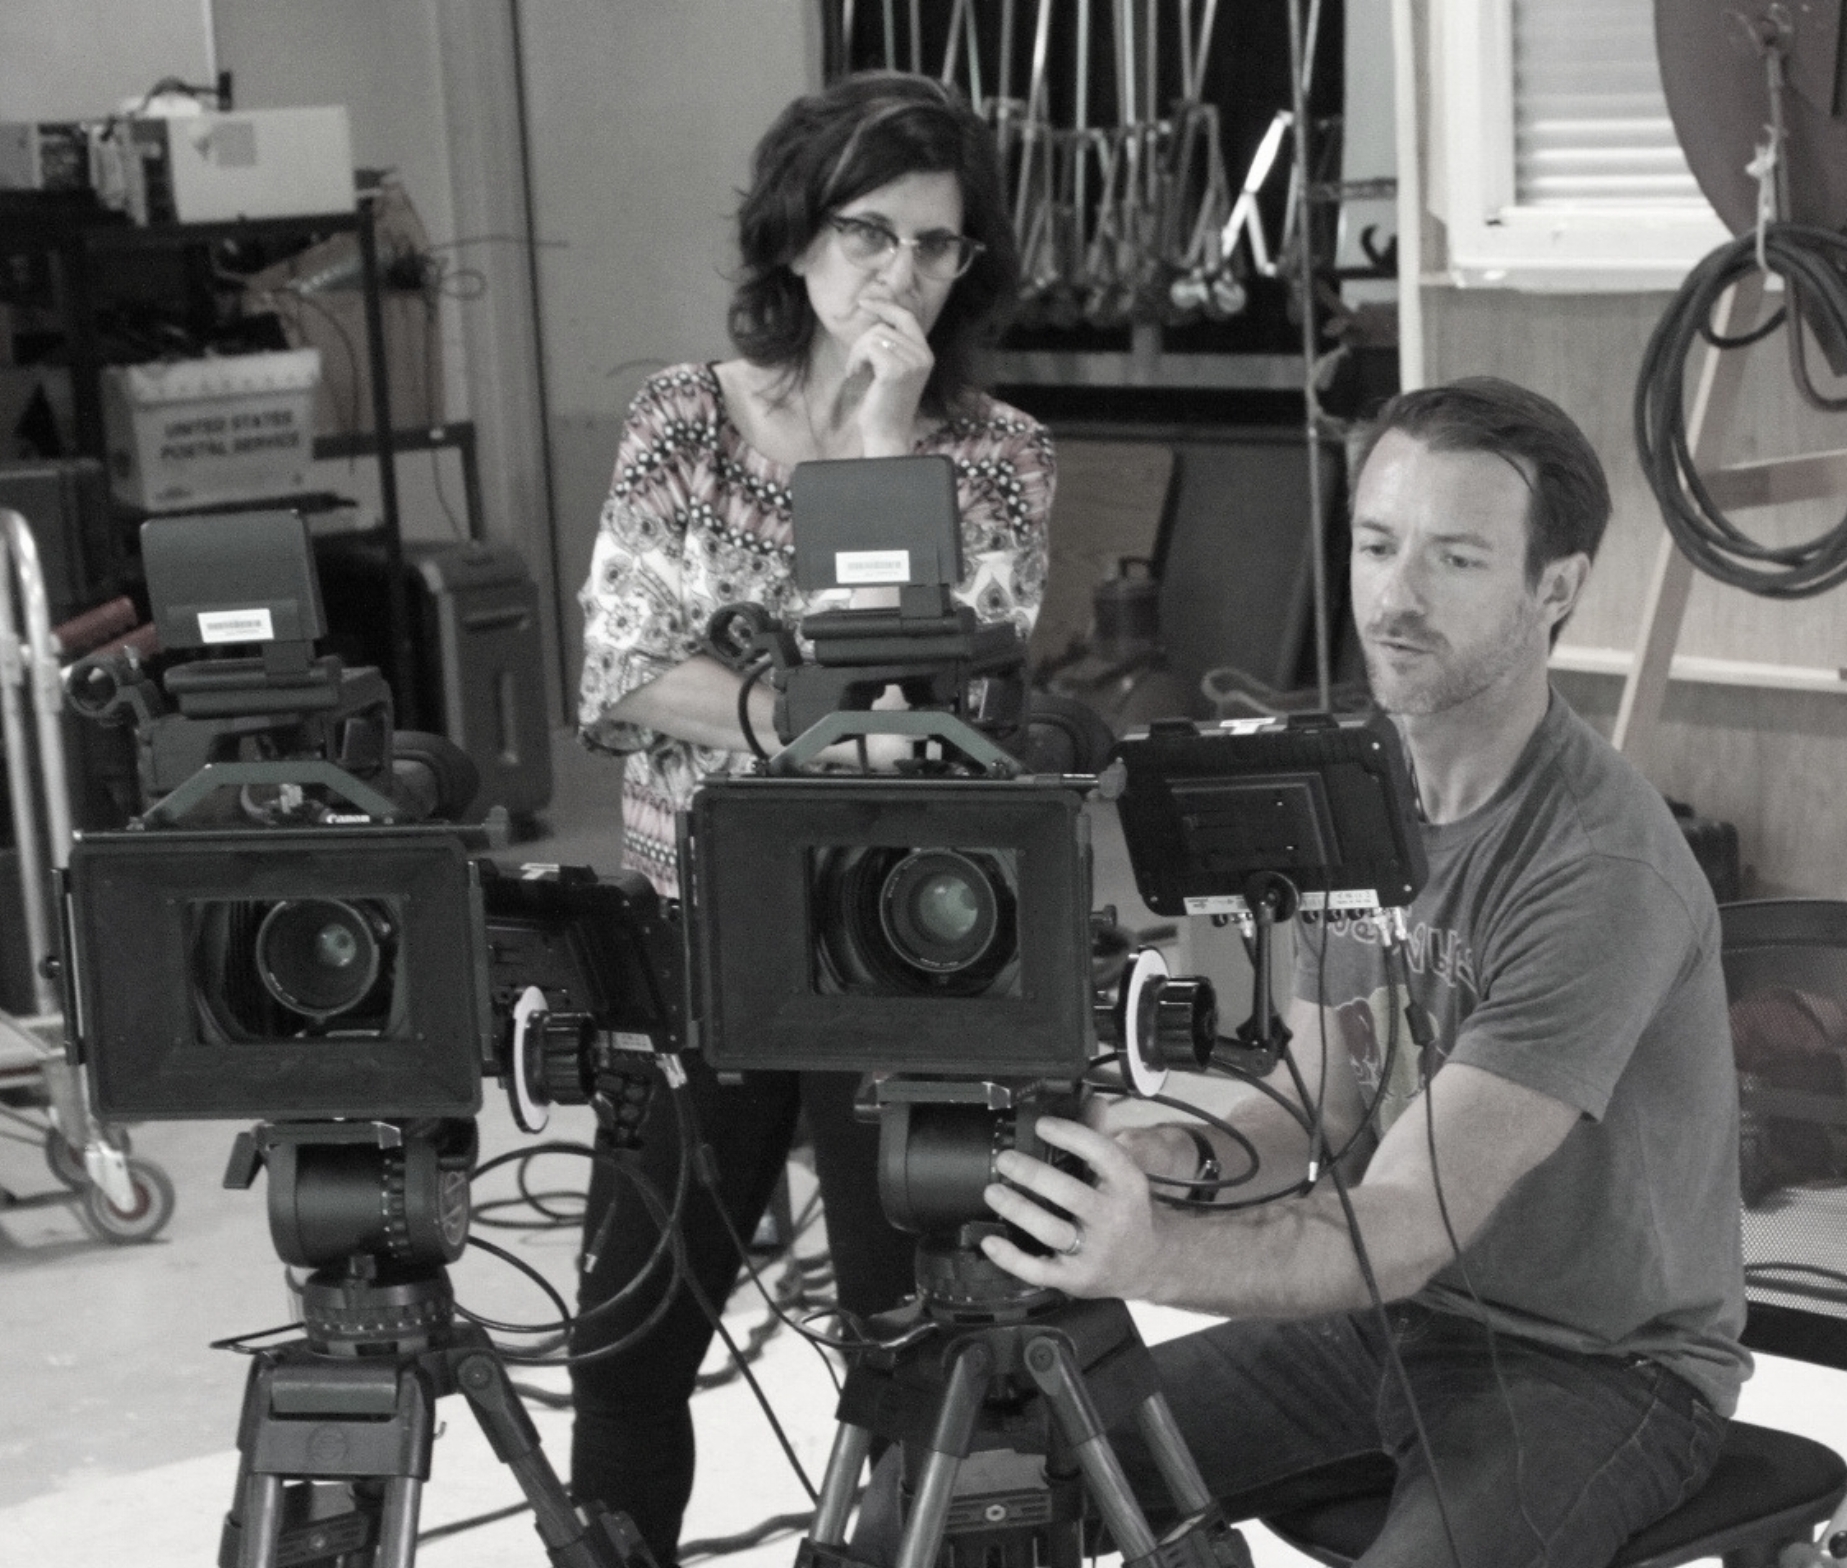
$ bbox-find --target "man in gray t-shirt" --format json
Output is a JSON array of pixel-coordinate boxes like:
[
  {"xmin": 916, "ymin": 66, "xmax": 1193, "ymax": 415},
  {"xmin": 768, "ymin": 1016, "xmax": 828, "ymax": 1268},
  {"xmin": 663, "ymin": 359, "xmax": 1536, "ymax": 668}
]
[
  {"xmin": 969, "ymin": 378, "xmax": 1745, "ymax": 1566},
  {"xmin": 1298, "ymin": 690, "xmax": 1747, "ymax": 1415}
]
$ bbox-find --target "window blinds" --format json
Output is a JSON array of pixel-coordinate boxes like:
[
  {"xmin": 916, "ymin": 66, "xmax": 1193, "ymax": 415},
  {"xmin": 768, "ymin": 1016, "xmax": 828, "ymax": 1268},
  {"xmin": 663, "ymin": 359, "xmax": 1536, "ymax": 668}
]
[{"xmin": 1511, "ymin": 0, "xmax": 1707, "ymax": 207}]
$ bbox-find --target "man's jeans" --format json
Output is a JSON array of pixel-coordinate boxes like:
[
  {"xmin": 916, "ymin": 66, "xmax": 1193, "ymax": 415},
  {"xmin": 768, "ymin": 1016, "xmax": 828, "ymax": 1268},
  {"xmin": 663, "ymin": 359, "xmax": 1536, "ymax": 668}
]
[{"xmin": 855, "ymin": 1302, "xmax": 1726, "ymax": 1568}]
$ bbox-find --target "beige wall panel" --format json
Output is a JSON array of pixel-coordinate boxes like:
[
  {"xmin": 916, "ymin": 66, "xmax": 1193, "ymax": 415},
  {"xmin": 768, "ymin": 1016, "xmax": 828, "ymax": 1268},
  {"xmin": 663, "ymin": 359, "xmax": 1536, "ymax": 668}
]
[
  {"xmin": 519, "ymin": 0, "xmax": 817, "ymax": 700},
  {"xmin": 1428, "ymin": 289, "xmax": 1847, "ymax": 895}
]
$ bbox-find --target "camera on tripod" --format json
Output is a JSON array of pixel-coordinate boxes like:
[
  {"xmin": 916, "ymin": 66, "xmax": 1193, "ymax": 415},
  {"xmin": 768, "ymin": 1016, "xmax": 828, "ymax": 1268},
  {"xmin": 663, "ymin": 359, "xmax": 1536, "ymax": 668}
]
[
  {"xmin": 677, "ymin": 458, "xmax": 1429, "ymax": 1568},
  {"xmin": 53, "ymin": 509, "xmax": 674, "ymax": 1568}
]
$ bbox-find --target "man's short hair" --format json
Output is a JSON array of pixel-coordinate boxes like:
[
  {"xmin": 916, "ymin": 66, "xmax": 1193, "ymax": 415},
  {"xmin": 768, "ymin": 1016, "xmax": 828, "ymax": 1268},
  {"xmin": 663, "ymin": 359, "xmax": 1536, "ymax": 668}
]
[{"xmin": 1354, "ymin": 377, "xmax": 1612, "ymax": 582}]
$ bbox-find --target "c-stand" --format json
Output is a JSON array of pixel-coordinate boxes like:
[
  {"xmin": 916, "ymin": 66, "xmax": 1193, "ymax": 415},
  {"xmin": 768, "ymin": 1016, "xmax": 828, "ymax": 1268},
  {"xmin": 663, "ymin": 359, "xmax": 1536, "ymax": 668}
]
[
  {"xmin": 796, "ymin": 1081, "xmax": 1251, "ymax": 1568},
  {"xmin": 215, "ymin": 1119, "xmax": 655, "ymax": 1568}
]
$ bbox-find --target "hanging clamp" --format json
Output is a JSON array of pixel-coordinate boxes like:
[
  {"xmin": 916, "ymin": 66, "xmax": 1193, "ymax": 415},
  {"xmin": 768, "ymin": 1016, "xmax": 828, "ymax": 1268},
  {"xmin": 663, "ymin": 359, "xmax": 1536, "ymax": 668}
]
[{"xmin": 1738, "ymin": 5, "xmax": 1792, "ymax": 285}]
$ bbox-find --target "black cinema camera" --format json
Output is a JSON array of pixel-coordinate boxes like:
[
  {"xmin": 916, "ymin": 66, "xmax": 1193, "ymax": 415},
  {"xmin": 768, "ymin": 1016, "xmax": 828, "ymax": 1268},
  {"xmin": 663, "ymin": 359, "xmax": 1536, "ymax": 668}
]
[
  {"xmin": 681, "ymin": 456, "xmax": 1210, "ymax": 1253},
  {"xmin": 680, "ymin": 457, "xmax": 1426, "ymax": 1252},
  {"xmin": 58, "ymin": 511, "xmax": 685, "ymax": 1143}
]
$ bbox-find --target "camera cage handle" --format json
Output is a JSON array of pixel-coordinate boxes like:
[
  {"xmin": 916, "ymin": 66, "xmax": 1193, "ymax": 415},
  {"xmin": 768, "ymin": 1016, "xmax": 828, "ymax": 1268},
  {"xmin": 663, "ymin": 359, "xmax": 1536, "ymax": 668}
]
[
  {"xmin": 137, "ymin": 757, "xmax": 405, "ymax": 828},
  {"xmin": 766, "ymin": 708, "xmax": 1023, "ymax": 778}
]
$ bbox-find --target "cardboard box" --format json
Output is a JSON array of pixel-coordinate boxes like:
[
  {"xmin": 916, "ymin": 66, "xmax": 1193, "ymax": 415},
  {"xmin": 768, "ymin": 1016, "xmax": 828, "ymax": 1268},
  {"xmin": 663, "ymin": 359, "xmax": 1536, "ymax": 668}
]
[
  {"xmin": 243, "ymin": 180, "xmax": 443, "ymax": 437},
  {"xmin": 263, "ymin": 288, "xmax": 441, "ymax": 437},
  {"xmin": 101, "ymin": 349, "xmax": 321, "ymax": 510}
]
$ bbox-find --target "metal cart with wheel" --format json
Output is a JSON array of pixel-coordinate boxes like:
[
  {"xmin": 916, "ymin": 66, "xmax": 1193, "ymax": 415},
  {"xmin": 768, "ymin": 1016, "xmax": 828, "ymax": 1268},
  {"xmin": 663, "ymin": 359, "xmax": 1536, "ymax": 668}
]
[{"xmin": 0, "ymin": 505, "xmax": 173, "ymax": 1243}]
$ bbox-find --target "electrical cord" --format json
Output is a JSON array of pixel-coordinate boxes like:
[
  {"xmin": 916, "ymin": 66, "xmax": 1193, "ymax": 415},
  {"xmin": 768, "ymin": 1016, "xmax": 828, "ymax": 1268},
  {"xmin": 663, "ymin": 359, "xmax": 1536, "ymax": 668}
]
[
  {"xmin": 430, "ymin": 1137, "xmax": 832, "ymax": 1551},
  {"xmin": 1276, "ymin": 1042, "xmax": 1467, "ymax": 1568},
  {"xmin": 738, "ymin": 658, "xmax": 774, "ymax": 760},
  {"xmin": 1421, "ymin": 1073, "xmax": 1547, "ymax": 1560},
  {"xmin": 1635, "ymin": 223, "xmax": 1847, "ymax": 598},
  {"xmin": 681, "ymin": 1503, "xmax": 843, "ymax": 1562},
  {"xmin": 456, "ymin": 1234, "xmax": 574, "ymax": 1338},
  {"xmin": 689, "ymin": 1099, "xmax": 911, "ymax": 1366},
  {"xmin": 1092, "ymin": 1083, "xmax": 1267, "ymax": 1205},
  {"xmin": 286, "ymin": 290, "xmax": 363, "ymax": 438},
  {"xmin": 470, "ymin": 1140, "xmax": 596, "ymax": 1229},
  {"xmin": 464, "ymin": 1119, "xmax": 693, "ymax": 1362},
  {"xmin": 623, "ymin": 1140, "xmax": 820, "ymax": 1506}
]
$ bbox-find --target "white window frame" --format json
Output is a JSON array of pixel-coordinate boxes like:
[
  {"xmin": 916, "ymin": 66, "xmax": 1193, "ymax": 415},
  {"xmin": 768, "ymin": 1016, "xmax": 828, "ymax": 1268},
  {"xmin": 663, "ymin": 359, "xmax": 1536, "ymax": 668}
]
[{"xmin": 1433, "ymin": 0, "xmax": 1730, "ymax": 291}]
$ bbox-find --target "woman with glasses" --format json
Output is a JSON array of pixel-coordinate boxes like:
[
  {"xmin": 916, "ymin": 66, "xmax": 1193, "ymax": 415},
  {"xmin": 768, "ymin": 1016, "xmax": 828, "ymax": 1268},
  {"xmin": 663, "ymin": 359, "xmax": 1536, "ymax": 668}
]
[{"xmin": 572, "ymin": 71, "xmax": 1053, "ymax": 1563}]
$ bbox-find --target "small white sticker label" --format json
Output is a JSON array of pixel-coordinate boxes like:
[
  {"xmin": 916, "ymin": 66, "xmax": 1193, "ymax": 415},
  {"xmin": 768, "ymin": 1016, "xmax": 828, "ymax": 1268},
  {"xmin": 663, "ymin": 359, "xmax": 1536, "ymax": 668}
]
[
  {"xmin": 835, "ymin": 549, "xmax": 911, "ymax": 585},
  {"xmin": 197, "ymin": 607, "xmax": 274, "ymax": 644},
  {"xmin": 1183, "ymin": 887, "xmax": 1384, "ymax": 916}
]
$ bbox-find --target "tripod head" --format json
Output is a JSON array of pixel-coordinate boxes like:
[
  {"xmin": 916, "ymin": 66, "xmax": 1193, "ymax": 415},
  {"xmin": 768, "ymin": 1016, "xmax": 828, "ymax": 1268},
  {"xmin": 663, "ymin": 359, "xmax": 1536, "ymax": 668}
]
[
  {"xmin": 872, "ymin": 1076, "xmax": 1080, "ymax": 1316},
  {"xmin": 224, "ymin": 1117, "xmax": 477, "ymax": 1352}
]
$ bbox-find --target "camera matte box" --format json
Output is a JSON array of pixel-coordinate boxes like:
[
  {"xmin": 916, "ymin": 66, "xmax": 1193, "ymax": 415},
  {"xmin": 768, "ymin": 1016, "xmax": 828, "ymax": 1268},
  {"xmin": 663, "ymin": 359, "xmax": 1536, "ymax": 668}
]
[
  {"xmin": 61, "ymin": 825, "xmax": 491, "ymax": 1120},
  {"xmin": 682, "ymin": 776, "xmax": 1093, "ymax": 1077}
]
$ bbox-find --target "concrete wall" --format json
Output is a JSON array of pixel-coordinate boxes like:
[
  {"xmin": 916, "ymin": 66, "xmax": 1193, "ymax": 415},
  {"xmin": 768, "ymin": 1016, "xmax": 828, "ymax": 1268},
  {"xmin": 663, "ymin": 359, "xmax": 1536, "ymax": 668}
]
[
  {"xmin": 0, "ymin": 0, "xmax": 212, "ymax": 120},
  {"xmin": 518, "ymin": 0, "xmax": 818, "ymax": 722}
]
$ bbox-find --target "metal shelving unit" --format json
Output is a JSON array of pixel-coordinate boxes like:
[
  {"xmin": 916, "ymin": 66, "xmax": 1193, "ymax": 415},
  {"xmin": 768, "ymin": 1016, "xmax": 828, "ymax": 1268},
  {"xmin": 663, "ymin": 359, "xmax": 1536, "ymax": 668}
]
[{"xmin": 0, "ymin": 192, "xmax": 420, "ymax": 723}]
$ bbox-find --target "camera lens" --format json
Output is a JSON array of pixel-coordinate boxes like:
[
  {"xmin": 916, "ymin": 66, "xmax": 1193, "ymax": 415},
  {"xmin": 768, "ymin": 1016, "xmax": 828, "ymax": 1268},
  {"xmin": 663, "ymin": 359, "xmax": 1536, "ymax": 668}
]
[
  {"xmin": 256, "ymin": 899, "xmax": 387, "ymax": 1020},
  {"xmin": 812, "ymin": 845, "xmax": 1021, "ymax": 997},
  {"xmin": 880, "ymin": 852, "xmax": 998, "ymax": 973}
]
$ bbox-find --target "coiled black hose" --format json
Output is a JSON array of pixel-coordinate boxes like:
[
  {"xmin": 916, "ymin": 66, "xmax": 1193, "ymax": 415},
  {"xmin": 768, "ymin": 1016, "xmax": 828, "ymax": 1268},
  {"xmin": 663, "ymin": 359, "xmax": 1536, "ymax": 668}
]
[{"xmin": 1634, "ymin": 223, "xmax": 1847, "ymax": 598}]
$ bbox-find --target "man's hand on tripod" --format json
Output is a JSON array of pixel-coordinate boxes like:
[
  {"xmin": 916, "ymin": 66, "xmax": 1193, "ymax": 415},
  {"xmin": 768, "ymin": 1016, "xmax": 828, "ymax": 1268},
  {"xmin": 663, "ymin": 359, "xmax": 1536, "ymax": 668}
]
[{"xmin": 981, "ymin": 1117, "xmax": 1174, "ymax": 1299}]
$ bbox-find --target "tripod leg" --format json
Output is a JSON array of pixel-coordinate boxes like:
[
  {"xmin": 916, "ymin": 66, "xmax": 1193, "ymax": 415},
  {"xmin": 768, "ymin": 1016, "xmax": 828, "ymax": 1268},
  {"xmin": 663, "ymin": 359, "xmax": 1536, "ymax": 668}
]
[
  {"xmin": 808, "ymin": 1421, "xmax": 875, "ymax": 1546},
  {"xmin": 451, "ymin": 1342, "xmax": 654, "ymax": 1568},
  {"xmin": 375, "ymin": 1476, "xmax": 423, "ymax": 1568},
  {"xmin": 1021, "ymin": 1332, "xmax": 1160, "ymax": 1563},
  {"xmin": 894, "ymin": 1339, "xmax": 995, "ymax": 1568},
  {"xmin": 1134, "ymin": 1390, "xmax": 1214, "ymax": 1515},
  {"xmin": 237, "ymin": 1474, "xmax": 285, "ymax": 1568}
]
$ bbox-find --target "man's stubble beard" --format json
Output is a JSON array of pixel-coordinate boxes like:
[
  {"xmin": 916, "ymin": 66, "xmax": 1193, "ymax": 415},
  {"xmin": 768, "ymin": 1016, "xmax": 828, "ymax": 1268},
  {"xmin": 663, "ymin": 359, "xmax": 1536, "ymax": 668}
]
[{"xmin": 1362, "ymin": 598, "xmax": 1546, "ymax": 719}]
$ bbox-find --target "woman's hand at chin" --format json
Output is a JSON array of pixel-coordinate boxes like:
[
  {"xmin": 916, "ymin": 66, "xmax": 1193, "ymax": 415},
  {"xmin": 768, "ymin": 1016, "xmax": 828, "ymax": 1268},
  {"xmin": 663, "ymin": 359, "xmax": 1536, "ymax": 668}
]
[{"xmin": 846, "ymin": 290, "xmax": 934, "ymax": 456}]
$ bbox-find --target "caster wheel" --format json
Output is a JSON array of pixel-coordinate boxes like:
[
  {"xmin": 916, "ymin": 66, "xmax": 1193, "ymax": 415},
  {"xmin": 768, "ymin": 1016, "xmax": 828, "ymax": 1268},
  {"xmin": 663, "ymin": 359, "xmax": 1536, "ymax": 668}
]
[
  {"xmin": 45, "ymin": 1135, "xmax": 86, "ymax": 1190},
  {"xmin": 46, "ymin": 1128, "xmax": 133, "ymax": 1191},
  {"xmin": 79, "ymin": 1156, "xmax": 174, "ymax": 1243}
]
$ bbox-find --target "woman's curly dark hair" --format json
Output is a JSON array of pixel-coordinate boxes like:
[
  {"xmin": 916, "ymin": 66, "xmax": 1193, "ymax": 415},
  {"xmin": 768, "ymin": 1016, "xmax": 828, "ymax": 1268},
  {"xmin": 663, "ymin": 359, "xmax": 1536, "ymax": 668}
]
[{"xmin": 727, "ymin": 72, "xmax": 1019, "ymax": 417}]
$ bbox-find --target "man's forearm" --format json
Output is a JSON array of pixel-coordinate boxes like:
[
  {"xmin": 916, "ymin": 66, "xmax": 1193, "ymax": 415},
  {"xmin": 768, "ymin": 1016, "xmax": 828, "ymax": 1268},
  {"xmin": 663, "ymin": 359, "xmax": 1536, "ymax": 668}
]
[{"xmin": 1142, "ymin": 1180, "xmax": 1440, "ymax": 1319}]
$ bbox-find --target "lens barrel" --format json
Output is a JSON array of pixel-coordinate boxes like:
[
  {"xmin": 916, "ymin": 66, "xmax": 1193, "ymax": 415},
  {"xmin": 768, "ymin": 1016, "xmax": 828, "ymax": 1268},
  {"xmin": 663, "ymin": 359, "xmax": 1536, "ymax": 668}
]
[
  {"xmin": 255, "ymin": 899, "xmax": 389, "ymax": 1020},
  {"xmin": 815, "ymin": 845, "xmax": 1021, "ymax": 997}
]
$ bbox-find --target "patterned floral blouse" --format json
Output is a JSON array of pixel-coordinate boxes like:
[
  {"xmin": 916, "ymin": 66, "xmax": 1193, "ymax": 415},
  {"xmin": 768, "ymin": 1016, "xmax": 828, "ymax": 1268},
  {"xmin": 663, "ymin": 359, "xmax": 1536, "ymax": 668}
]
[{"xmin": 576, "ymin": 362, "xmax": 1055, "ymax": 896}]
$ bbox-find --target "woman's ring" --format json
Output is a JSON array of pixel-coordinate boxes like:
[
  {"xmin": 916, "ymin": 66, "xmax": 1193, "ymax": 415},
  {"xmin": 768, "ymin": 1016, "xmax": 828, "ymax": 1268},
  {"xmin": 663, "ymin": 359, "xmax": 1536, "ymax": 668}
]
[
  {"xmin": 880, "ymin": 336, "xmax": 895, "ymax": 350},
  {"xmin": 1060, "ymin": 1224, "xmax": 1084, "ymax": 1258}
]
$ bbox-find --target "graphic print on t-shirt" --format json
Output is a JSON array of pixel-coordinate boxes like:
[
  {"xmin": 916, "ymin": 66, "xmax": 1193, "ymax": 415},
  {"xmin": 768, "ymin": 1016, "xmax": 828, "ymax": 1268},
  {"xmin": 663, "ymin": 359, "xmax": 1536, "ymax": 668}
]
[{"xmin": 1302, "ymin": 910, "xmax": 1482, "ymax": 1136}]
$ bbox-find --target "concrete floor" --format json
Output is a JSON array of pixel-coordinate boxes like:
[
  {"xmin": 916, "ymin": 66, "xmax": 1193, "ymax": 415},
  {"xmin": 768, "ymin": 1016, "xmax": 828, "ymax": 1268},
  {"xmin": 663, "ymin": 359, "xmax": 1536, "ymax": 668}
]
[{"xmin": 1, "ymin": 728, "xmax": 1842, "ymax": 1567}]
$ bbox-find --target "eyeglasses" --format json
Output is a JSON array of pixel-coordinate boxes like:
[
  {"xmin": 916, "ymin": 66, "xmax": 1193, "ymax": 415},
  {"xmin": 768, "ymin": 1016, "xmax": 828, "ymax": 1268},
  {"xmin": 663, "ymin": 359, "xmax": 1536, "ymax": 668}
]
[{"xmin": 826, "ymin": 214, "xmax": 985, "ymax": 281}]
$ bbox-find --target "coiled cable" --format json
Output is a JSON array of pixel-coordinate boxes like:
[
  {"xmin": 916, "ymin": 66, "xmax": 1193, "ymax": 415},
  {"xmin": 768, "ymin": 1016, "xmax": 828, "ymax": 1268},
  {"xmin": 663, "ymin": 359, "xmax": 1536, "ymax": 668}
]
[{"xmin": 1634, "ymin": 222, "xmax": 1847, "ymax": 598}]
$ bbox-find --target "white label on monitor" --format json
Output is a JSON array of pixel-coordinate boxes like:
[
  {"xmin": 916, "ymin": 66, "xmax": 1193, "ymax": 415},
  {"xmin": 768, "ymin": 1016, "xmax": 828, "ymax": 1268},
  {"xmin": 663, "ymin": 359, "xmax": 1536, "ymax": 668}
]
[
  {"xmin": 197, "ymin": 607, "xmax": 274, "ymax": 643},
  {"xmin": 835, "ymin": 549, "xmax": 911, "ymax": 585},
  {"xmin": 1183, "ymin": 888, "xmax": 1383, "ymax": 917}
]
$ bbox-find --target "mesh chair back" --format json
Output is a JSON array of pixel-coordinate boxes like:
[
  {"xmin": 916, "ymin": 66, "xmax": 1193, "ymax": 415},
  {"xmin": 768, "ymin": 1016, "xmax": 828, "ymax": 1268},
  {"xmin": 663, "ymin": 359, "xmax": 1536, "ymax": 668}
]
[{"xmin": 1721, "ymin": 899, "xmax": 1847, "ymax": 1367}]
